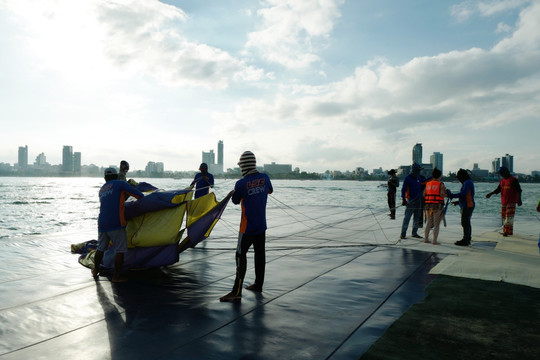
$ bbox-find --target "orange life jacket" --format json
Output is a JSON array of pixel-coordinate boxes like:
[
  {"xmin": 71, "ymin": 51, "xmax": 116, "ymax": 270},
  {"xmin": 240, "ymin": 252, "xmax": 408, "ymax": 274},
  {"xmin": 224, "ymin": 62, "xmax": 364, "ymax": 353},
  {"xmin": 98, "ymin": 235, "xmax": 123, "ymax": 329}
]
[
  {"xmin": 425, "ymin": 179, "xmax": 444, "ymax": 204},
  {"xmin": 500, "ymin": 176, "xmax": 519, "ymax": 205}
]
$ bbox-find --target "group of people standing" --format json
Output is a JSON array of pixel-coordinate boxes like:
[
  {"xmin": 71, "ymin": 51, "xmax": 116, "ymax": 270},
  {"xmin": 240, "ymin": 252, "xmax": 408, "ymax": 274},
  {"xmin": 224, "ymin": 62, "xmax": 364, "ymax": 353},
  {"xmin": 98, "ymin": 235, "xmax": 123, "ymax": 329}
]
[{"xmin": 387, "ymin": 164, "xmax": 523, "ymax": 246}]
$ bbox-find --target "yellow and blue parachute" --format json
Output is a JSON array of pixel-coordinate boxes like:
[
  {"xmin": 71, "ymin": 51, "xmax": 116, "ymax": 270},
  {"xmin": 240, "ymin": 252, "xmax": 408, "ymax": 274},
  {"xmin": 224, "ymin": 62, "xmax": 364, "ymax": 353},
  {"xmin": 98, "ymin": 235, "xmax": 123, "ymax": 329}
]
[{"xmin": 73, "ymin": 183, "xmax": 232, "ymax": 272}]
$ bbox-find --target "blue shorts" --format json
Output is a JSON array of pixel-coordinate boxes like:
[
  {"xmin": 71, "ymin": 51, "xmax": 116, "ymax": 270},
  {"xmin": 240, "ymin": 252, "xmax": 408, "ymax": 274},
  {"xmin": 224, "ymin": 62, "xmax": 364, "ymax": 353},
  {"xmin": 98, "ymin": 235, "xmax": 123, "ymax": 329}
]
[{"xmin": 97, "ymin": 228, "xmax": 128, "ymax": 253}]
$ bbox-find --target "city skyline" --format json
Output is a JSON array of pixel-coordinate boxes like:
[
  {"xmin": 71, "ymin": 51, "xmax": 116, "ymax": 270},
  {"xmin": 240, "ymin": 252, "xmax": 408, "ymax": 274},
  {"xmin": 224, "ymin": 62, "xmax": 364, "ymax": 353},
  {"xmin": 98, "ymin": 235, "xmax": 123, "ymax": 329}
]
[
  {"xmin": 4, "ymin": 143, "xmax": 535, "ymax": 176},
  {"xmin": 1, "ymin": 1, "xmax": 539, "ymax": 173}
]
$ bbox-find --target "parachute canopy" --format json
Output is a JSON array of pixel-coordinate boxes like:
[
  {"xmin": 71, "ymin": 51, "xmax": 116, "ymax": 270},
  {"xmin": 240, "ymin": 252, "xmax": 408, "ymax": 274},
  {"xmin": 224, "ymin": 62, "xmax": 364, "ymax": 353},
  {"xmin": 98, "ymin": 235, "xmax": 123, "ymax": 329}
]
[{"xmin": 72, "ymin": 183, "xmax": 232, "ymax": 272}]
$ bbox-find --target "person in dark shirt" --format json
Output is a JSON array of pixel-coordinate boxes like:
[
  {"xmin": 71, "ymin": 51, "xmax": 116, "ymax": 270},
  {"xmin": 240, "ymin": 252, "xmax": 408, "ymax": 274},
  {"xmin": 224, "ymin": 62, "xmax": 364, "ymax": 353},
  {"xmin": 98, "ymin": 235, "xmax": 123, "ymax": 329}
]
[
  {"xmin": 118, "ymin": 160, "xmax": 129, "ymax": 181},
  {"xmin": 190, "ymin": 163, "xmax": 214, "ymax": 199},
  {"xmin": 537, "ymin": 199, "xmax": 540, "ymax": 254},
  {"xmin": 220, "ymin": 151, "xmax": 273, "ymax": 302},
  {"xmin": 93, "ymin": 167, "xmax": 144, "ymax": 282},
  {"xmin": 400, "ymin": 163, "xmax": 425, "ymax": 239},
  {"xmin": 387, "ymin": 169, "xmax": 399, "ymax": 220},
  {"xmin": 446, "ymin": 168, "xmax": 475, "ymax": 246}
]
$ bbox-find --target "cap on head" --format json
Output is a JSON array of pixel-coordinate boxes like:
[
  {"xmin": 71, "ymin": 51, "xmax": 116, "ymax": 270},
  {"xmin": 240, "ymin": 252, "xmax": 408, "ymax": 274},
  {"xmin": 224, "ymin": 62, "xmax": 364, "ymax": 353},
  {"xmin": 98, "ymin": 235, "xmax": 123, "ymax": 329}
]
[
  {"xmin": 387, "ymin": 169, "xmax": 396, "ymax": 175},
  {"xmin": 412, "ymin": 163, "xmax": 422, "ymax": 172},
  {"xmin": 238, "ymin": 151, "xmax": 257, "ymax": 176},
  {"xmin": 104, "ymin": 167, "xmax": 118, "ymax": 176},
  {"xmin": 238, "ymin": 151, "xmax": 256, "ymax": 167}
]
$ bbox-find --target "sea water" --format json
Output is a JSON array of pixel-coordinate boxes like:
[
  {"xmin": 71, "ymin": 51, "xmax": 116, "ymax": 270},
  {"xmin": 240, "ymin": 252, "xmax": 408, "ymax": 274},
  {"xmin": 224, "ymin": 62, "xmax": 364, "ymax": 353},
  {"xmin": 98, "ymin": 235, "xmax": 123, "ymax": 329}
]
[{"xmin": 1, "ymin": 177, "xmax": 539, "ymax": 242}]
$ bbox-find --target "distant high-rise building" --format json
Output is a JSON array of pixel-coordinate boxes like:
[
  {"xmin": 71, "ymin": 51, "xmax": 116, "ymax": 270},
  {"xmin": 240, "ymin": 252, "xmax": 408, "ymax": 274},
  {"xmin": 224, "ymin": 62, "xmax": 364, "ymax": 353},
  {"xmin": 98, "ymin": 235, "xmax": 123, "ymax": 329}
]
[
  {"xmin": 62, "ymin": 146, "xmax": 73, "ymax": 172},
  {"xmin": 491, "ymin": 158, "xmax": 501, "ymax": 173},
  {"xmin": 412, "ymin": 143, "xmax": 422, "ymax": 165},
  {"xmin": 73, "ymin": 152, "xmax": 81, "ymax": 174},
  {"xmin": 202, "ymin": 150, "xmax": 215, "ymax": 165},
  {"xmin": 18, "ymin": 145, "xmax": 28, "ymax": 167},
  {"xmin": 145, "ymin": 161, "xmax": 164, "ymax": 175},
  {"xmin": 217, "ymin": 140, "xmax": 223, "ymax": 166},
  {"xmin": 201, "ymin": 140, "xmax": 224, "ymax": 174},
  {"xmin": 430, "ymin": 152, "xmax": 443, "ymax": 175},
  {"xmin": 35, "ymin": 153, "xmax": 47, "ymax": 166},
  {"xmin": 502, "ymin": 153, "xmax": 514, "ymax": 173}
]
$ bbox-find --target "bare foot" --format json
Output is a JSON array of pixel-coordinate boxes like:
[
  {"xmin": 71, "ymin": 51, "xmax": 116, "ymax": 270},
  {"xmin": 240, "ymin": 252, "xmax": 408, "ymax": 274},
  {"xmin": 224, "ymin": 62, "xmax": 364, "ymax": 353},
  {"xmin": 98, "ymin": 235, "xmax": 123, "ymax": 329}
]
[{"xmin": 432, "ymin": 242, "xmax": 440, "ymax": 245}]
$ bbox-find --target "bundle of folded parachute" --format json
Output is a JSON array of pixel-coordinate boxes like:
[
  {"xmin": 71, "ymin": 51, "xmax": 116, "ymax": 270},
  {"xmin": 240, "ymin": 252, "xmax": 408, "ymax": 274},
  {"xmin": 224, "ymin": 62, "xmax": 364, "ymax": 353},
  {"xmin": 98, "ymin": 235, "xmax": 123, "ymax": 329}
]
[{"xmin": 71, "ymin": 181, "xmax": 232, "ymax": 272}]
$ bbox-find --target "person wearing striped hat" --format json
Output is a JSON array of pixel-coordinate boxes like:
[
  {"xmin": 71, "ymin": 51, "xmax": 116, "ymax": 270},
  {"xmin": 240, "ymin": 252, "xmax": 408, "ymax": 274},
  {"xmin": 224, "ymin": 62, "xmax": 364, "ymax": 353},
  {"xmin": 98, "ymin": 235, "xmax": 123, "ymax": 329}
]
[{"xmin": 220, "ymin": 151, "xmax": 273, "ymax": 302}]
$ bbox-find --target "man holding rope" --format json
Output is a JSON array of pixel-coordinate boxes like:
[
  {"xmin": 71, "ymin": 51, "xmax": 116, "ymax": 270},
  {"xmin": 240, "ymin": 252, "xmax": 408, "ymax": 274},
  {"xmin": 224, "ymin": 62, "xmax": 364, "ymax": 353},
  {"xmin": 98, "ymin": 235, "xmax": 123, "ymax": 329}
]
[
  {"xmin": 220, "ymin": 151, "xmax": 273, "ymax": 302},
  {"xmin": 190, "ymin": 162, "xmax": 214, "ymax": 199}
]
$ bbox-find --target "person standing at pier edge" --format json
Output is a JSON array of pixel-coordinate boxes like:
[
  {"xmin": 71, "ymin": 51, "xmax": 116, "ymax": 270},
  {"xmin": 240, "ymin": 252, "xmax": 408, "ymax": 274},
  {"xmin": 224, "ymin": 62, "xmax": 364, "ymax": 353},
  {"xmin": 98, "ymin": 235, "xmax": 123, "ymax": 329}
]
[
  {"xmin": 537, "ymin": 199, "xmax": 540, "ymax": 254},
  {"xmin": 400, "ymin": 163, "xmax": 424, "ymax": 239},
  {"xmin": 190, "ymin": 163, "xmax": 214, "ymax": 199},
  {"xmin": 446, "ymin": 169, "xmax": 475, "ymax": 246},
  {"xmin": 118, "ymin": 160, "xmax": 129, "ymax": 181},
  {"xmin": 93, "ymin": 167, "xmax": 144, "ymax": 282},
  {"xmin": 486, "ymin": 166, "xmax": 522, "ymax": 236},
  {"xmin": 423, "ymin": 168, "xmax": 446, "ymax": 245},
  {"xmin": 387, "ymin": 169, "xmax": 399, "ymax": 219},
  {"xmin": 220, "ymin": 151, "xmax": 273, "ymax": 302}
]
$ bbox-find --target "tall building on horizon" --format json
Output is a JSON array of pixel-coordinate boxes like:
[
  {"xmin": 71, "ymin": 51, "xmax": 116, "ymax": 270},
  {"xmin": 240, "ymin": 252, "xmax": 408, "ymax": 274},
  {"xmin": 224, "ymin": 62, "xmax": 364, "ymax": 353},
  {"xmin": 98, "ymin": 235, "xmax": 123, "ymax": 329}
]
[
  {"xmin": 35, "ymin": 152, "xmax": 47, "ymax": 166},
  {"xmin": 62, "ymin": 146, "xmax": 73, "ymax": 172},
  {"xmin": 18, "ymin": 145, "xmax": 28, "ymax": 168},
  {"xmin": 430, "ymin": 152, "xmax": 443, "ymax": 175},
  {"xmin": 412, "ymin": 143, "xmax": 422, "ymax": 165},
  {"xmin": 217, "ymin": 140, "xmax": 223, "ymax": 166},
  {"xmin": 492, "ymin": 158, "xmax": 501, "ymax": 173},
  {"xmin": 73, "ymin": 152, "xmax": 81, "ymax": 174},
  {"xmin": 202, "ymin": 150, "xmax": 215, "ymax": 165},
  {"xmin": 502, "ymin": 153, "xmax": 514, "ymax": 173},
  {"xmin": 201, "ymin": 140, "xmax": 224, "ymax": 174}
]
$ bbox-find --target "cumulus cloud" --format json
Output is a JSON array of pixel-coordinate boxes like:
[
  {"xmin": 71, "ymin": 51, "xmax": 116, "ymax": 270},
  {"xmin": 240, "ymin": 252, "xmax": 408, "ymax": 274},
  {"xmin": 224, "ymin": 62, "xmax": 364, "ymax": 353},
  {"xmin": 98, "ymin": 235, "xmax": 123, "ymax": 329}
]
[
  {"xmin": 216, "ymin": 2, "xmax": 540, "ymax": 171},
  {"xmin": 257, "ymin": 3, "xmax": 539, "ymax": 130},
  {"xmin": 495, "ymin": 22, "xmax": 512, "ymax": 33},
  {"xmin": 245, "ymin": 0, "xmax": 344, "ymax": 69},
  {"xmin": 451, "ymin": 0, "xmax": 530, "ymax": 21},
  {"xmin": 2, "ymin": 0, "xmax": 263, "ymax": 89}
]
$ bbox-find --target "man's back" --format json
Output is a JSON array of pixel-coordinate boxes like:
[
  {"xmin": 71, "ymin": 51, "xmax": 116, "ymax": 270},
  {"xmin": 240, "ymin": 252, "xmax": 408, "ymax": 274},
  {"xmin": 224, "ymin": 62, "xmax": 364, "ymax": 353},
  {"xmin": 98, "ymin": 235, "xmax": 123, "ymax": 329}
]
[{"xmin": 233, "ymin": 172, "xmax": 273, "ymax": 235}]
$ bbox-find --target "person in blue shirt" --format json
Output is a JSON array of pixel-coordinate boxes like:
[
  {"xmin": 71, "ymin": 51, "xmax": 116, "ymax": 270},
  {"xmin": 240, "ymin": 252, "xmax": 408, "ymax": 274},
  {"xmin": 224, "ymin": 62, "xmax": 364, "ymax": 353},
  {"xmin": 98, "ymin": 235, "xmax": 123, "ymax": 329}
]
[
  {"xmin": 446, "ymin": 168, "xmax": 475, "ymax": 246},
  {"xmin": 190, "ymin": 163, "xmax": 214, "ymax": 199},
  {"xmin": 400, "ymin": 163, "xmax": 425, "ymax": 239},
  {"xmin": 93, "ymin": 167, "xmax": 144, "ymax": 282},
  {"xmin": 220, "ymin": 151, "xmax": 273, "ymax": 302}
]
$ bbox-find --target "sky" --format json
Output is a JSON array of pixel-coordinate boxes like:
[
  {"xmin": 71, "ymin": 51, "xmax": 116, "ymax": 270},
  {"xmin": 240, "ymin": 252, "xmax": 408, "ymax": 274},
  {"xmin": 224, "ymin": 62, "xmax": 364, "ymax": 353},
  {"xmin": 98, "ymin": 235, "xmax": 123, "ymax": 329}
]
[{"xmin": 1, "ymin": 0, "xmax": 539, "ymax": 174}]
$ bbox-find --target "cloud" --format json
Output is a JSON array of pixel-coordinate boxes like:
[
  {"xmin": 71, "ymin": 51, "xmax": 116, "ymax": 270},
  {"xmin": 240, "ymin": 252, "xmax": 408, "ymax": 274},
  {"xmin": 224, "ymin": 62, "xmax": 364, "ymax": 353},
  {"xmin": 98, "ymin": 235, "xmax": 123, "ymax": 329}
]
[
  {"xmin": 451, "ymin": 0, "xmax": 530, "ymax": 21},
  {"xmin": 96, "ymin": 0, "xmax": 265, "ymax": 89},
  {"xmin": 1, "ymin": 0, "xmax": 263, "ymax": 89},
  {"xmin": 269, "ymin": 3, "xmax": 539, "ymax": 130},
  {"xmin": 245, "ymin": 0, "xmax": 344, "ymax": 69},
  {"xmin": 495, "ymin": 22, "xmax": 512, "ymax": 33},
  {"xmin": 211, "ymin": 2, "xmax": 540, "ymax": 171},
  {"xmin": 294, "ymin": 138, "xmax": 366, "ymax": 169}
]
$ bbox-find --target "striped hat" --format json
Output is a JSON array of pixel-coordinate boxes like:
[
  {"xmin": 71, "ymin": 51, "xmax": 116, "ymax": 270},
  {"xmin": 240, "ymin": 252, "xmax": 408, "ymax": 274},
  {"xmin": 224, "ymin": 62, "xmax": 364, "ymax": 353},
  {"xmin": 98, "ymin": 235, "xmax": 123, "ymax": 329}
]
[{"xmin": 238, "ymin": 151, "xmax": 257, "ymax": 176}]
